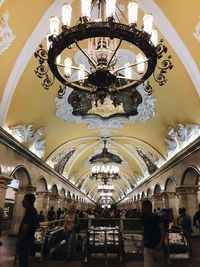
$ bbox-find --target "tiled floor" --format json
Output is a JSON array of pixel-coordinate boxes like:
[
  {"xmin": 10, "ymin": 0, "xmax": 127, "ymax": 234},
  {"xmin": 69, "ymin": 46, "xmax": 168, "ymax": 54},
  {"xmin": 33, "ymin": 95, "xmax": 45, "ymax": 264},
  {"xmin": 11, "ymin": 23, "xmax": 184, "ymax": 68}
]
[{"xmin": 0, "ymin": 232, "xmax": 200, "ymax": 267}]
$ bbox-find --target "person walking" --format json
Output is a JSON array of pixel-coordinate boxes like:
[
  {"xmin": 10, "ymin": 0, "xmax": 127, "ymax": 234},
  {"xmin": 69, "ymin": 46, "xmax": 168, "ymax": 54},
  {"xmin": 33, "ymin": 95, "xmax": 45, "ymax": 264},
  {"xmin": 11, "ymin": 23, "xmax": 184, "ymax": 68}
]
[
  {"xmin": 63, "ymin": 205, "xmax": 79, "ymax": 260},
  {"xmin": 141, "ymin": 200, "xmax": 166, "ymax": 267},
  {"xmin": 16, "ymin": 194, "xmax": 38, "ymax": 267}
]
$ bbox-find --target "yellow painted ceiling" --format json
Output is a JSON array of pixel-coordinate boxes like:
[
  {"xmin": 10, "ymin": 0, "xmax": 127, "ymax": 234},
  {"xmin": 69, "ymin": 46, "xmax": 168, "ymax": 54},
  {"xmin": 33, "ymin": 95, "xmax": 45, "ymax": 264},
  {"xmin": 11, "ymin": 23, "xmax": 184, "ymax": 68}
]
[{"xmin": 0, "ymin": 0, "xmax": 200, "ymax": 203}]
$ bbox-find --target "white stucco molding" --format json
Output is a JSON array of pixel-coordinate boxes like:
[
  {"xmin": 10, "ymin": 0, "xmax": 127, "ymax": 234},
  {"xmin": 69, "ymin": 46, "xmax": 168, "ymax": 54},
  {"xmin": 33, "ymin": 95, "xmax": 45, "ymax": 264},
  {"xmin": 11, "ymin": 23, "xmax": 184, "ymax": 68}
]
[
  {"xmin": 0, "ymin": 0, "xmax": 72, "ymax": 126},
  {"xmin": 140, "ymin": 0, "xmax": 200, "ymax": 96}
]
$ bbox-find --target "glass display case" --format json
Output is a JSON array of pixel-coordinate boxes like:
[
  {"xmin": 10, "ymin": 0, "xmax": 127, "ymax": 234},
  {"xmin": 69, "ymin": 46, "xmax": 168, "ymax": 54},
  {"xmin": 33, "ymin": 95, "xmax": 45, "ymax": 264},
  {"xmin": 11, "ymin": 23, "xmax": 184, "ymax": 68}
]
[
  {"xmin": 167, "ymin": 229, "xmax": 190, "ymax": 260},
  {"xmin": 84, "ymin": 226, "xmax": 124, "ymax": 265}
]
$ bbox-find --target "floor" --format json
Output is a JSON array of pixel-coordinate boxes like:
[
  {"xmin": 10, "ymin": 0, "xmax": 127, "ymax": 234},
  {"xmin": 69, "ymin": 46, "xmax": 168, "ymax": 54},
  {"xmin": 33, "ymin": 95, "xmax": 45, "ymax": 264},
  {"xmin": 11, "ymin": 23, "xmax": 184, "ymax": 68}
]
[{"xmin": 0, "ymin": 231, "xmax": 200, "ymax": 267}]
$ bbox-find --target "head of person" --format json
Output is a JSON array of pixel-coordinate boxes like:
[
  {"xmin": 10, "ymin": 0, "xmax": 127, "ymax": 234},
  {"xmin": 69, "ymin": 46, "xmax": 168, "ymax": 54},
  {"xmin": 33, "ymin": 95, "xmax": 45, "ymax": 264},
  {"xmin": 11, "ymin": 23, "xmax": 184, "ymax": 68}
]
[
  {"xmin": 142, "ymin": 199, "xmax": 153, "ymax": 215},
  {"xmin": 22, "ymin": 194, "xmax": 36, "ymax": 208},
  {"xmin": 69, "ymin": 205, "xmax": 75, "ymax": 214}
]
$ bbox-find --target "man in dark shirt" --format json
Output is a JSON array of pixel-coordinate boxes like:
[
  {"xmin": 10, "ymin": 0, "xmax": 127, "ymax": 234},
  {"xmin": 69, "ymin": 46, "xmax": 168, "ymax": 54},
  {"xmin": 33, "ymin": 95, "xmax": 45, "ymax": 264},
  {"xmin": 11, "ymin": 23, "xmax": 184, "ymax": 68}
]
[
  {"xmin": 16, "ymin": 193, "xmax": 38, "ymax": 267},
  {"xmin": 141, "ymin": 200, "xmax": 166, "ymax": 267}
]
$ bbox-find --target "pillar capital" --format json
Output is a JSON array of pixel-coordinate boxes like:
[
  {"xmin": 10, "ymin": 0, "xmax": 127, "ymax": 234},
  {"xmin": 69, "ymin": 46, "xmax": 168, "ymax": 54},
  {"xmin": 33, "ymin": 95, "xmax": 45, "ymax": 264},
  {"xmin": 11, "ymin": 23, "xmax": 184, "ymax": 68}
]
[
  {"xmin": 161, "ymin": 191, "xmax": 178, "ymax": 199},
  {"xmin": 175, "ymin": 184, "xmax": 199, "ymax": 195},
  {"xmin": 36, "ymin": 190, "xmax": 50, "ymax": 197},
  {"xmin": 18, "ymin": 185, "xmax": 37, "ymax": 194},
  {"xmin": 0, "ymin": 175, "xmax": 12, "ymax": 188}
]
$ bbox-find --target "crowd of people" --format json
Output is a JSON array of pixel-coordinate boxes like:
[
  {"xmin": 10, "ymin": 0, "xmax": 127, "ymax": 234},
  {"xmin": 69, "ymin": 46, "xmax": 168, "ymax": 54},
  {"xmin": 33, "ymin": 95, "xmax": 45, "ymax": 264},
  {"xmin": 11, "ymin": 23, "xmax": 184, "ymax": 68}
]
[{"xmin": 0, "ymin": 194, "xmax": 200, "ymax": 267}]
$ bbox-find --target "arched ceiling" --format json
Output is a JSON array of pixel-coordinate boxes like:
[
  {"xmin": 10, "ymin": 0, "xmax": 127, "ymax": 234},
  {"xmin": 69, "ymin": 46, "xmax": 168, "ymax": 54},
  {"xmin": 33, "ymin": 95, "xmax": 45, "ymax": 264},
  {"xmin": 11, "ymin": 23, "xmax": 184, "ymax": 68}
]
[{"xmin": 0, "ymin": 0, "xmax": 200, "ymax": 204}]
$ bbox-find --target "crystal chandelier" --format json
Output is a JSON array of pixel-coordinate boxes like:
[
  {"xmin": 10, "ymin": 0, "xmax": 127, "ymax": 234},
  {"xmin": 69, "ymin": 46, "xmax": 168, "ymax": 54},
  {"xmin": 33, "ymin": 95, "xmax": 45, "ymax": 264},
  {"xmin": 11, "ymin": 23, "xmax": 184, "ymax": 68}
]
[
  {"xmin": 90, "ymin": 139, "xmax": 121, "ymax": 182},
  {"xmin": 46, "ymin": 0, "xmax": 162, "ymax": 105}
]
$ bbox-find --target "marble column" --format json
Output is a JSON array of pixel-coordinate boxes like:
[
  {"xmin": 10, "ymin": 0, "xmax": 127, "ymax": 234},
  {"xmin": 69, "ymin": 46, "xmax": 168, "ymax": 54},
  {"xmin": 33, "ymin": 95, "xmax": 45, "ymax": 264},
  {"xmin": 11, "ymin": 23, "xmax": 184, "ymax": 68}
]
[
  {"xmin": 161, "ymin": 191, "xmax": 179, "ymax": 220},
  {"xmin": 176, "ymin": 185, "xmax": 199, "ymax": 218},
  {"xmin": 0, "ymin": 175, "xmax": 12, "ymax": 208},
  {"xmin": 49, "ymin": 194, "xmax": 60, "ymax": 210},
  {"xmin": 152, "ymin": 194, "xmax": 163, "ymax": 210},
  {"xmin": 35, "ymin": 191, "xmax": 50, "ymax": 220},
  {"xmin": 11, "ymin": 186, "xmax": 36, "ymax": 234}
]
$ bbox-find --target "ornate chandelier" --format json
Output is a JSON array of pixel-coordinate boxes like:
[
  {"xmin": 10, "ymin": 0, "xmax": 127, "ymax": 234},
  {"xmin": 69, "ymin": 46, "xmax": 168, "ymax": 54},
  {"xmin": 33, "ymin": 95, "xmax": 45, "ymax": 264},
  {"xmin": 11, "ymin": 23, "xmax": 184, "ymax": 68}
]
[
  {"xmin": 90, "ymin": 139, "xmax": 121, "ymax": 182},
  {"xmin": 34, "ymin": 0, "xmax": 173, "ymax": 118},
  {"xmin": 42, "ymin": 0, "xmax": 172, "ymax": 107}
]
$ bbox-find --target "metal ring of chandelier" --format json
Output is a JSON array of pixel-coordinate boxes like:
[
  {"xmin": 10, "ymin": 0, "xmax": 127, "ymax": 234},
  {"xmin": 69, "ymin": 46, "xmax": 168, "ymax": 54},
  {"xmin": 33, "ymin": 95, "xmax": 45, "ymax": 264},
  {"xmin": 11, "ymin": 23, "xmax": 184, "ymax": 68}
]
[{"xmin": 47, "ymin": 20, "xmax": 157, "ymax": 93}]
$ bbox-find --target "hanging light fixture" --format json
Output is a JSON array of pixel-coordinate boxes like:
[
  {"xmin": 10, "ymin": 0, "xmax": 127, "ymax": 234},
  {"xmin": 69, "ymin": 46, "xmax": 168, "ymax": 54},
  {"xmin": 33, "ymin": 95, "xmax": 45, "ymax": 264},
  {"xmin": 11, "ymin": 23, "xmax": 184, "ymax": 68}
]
[
  {"xmin": 90, "ymin": 139, "xmax": 122, "ymax": 183},
  {"xmin": 47, "ymin": 1, "xmax": 159, "ymax": 95},
  {"xmin": 35, "ymin": 0, "xmax": 173, "ymax": 116}
]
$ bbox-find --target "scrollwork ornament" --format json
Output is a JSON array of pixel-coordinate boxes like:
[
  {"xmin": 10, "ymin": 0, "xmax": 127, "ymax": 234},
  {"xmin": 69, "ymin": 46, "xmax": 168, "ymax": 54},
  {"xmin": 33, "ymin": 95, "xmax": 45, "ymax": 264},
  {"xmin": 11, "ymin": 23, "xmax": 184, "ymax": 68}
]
[
  {"xmin": 154, "ymin": 40, "xmax": 173, "ymax": 86},
  {"xmin": 34, "ymin": 44, "xmax": 54, "ymax": 90}
]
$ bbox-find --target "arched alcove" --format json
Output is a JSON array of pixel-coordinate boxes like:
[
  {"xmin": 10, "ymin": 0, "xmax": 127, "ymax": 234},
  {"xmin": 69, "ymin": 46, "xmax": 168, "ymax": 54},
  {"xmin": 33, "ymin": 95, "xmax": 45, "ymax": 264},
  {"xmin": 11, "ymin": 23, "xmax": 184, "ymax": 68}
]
[
  {"xmin": 141, "ymin": 191, "xmax": 145, "ymax": 199},
  {"xmin": 181, "ymin": 166, "xmax": 200, "ymax": 185},
  {"xmin": 165, "ymin": 177, "xmax": 176, "ymax": 192},
  {"xmin": 11, "ymin": 165, "xmax": 31, "ymax": 187},
  {"xmin": 36, "ymin": 177, "xmax": 48, "ymax": 192},
  {"xmin": 67, "ymin": 190, "xmax": 71, "ymax": 199},
  {"xmin": 51, "ymin": 184, "xmax": 58, "ymax": 195},
  {"xmin": 60, "ymin": 188, "xmax": 65, "ymax": 198},
  {"xmin": 147, "ymin": 188, "xmax": 152, "ymax": 198},
  {"xmin": 154, "ymin": 184, "xmax": 161, "ymax": 195}
]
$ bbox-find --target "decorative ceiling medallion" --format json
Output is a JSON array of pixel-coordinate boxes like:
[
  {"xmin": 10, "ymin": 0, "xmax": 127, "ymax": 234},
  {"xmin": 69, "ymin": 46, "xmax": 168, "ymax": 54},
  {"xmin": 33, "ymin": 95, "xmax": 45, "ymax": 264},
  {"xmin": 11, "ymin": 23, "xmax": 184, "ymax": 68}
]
[
  {"xmin": 55, "ymin": 82, "xmax": 156, "ymax": 132},
  {"xmin": 0, "ymin": 11, "xmax": 15, "ymax": 54},
  {"xmin": 193, "ymin": 17, "xmax": 200, "ymax": 42}
]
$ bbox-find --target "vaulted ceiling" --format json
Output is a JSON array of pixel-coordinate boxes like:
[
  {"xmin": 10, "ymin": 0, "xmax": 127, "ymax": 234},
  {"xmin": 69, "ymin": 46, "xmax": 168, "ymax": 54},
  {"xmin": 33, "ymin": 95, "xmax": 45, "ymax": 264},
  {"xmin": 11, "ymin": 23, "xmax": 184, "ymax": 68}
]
[{"xmin": 0, "ymin": 0, "xmax": 200, "ymax": 204}]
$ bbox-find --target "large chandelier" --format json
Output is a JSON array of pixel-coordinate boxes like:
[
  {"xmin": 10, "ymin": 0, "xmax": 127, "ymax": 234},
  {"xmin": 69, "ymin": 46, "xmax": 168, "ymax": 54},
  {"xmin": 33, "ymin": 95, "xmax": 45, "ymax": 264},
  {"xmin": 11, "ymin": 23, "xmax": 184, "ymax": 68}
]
[
  {"xmin": 43, "ymin": 0, "xmax": 172, "ymax": 107},
  {"xmin": 90, "ymin": 139, "xmax": 121, "ymax": 182}
]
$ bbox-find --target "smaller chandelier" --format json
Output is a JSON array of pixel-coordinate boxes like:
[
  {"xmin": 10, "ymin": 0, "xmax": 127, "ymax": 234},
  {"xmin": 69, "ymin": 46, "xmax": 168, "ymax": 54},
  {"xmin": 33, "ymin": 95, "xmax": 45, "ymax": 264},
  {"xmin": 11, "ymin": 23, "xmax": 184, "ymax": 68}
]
[{"xmin": 90, "ymin": 139, "xmax": 122, "ymax": 182}]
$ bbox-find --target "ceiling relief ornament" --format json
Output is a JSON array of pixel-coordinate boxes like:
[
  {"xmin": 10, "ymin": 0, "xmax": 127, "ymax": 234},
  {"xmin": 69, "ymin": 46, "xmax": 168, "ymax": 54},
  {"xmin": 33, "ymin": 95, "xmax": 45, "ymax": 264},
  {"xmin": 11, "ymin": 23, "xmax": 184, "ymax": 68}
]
[
  {"xmin": 53, "ymin": 148, "xmax": 76, "ymax": 175},
  {"xmin": 55, "ymin": 82, "xmax": 156, "ymax": 135},
  {"xmin": 0, "ymin": 11, "xmax": 15, "ymax": 54},
  {"xmin": 8, "ymin": 125, "xmax": 46, "ymax": 158},
  {"xmin": 50, "ymin": 144, "xmax": 86, "ymax": 177},
  {"xmin": 193, "ymin": 17, "xmax": 200, "ymax": 42},
  {"xmin": 135, "ymin": 146, "xmax": 159, "ymax": 175},
  {"xmin": 165, "ymin": 123, "xmax": 200, "ymax": 159}
]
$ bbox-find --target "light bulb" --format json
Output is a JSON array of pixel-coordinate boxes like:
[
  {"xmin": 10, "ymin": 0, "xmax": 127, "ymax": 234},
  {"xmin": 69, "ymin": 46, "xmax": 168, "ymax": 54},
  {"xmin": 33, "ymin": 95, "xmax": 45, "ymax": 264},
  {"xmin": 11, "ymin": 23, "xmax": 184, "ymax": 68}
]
[
  {"xmin": 78, "ymin": 64, "xmax": 85, "ymax": 80},
  {"xmin": 50, "ymin": 16, "xmax": 60, "ymax": 35},
  {"xmin": 62, "ymin": 4, "xmax": 72, "ymax": 26},
  {"xmin": 124, "ymin": 62, "xmax": 132, "ymax": 79},
  {"xmin": 64, "ymin": 57, "xmax": 72, "ymax": 76},
  {"xmin": 106, "ymin": 0, "xmax": 116, "ymax": 18},
  {"xmin": 128, "ymin": 1, "xmax": 138, "ymax": 24},
  {"xmin": 143, "ymin": 13, "xmax": 153, "ymax": 34},
  {"xmin": 81, "ymin": 0, "xmax": 91, "ymax": 18},
  {"xmin": 136, "ymin": 53, "xmax": 145, "ymax": 73}
]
